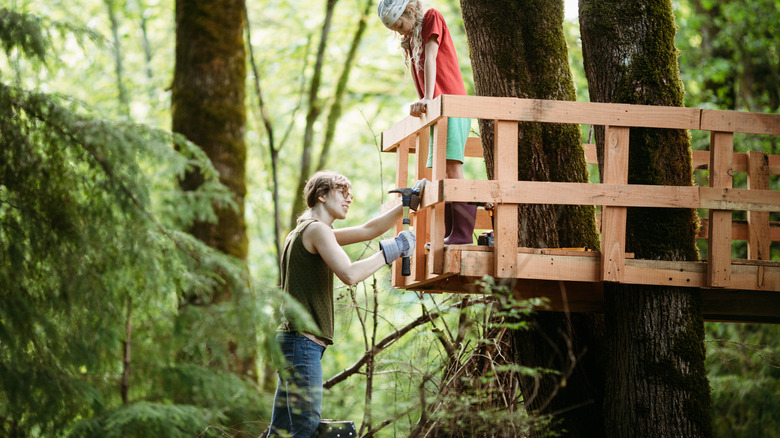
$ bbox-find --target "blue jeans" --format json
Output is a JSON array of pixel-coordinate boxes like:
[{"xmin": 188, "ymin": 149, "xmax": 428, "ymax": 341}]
[{"xmin": 269, "ymin": 333, "xmax": 326, "ymax": 438}]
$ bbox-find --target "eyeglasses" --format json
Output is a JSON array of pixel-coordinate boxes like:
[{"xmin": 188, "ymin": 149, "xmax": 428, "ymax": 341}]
[{"xmin": 334, "ymin": 185, "xmax": 354, "ymax": 201}]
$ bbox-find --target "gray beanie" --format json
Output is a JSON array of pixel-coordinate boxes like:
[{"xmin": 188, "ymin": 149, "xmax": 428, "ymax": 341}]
[{"xmin": 377, "ymin": 0, "xmax": 410, "ymax": 28}]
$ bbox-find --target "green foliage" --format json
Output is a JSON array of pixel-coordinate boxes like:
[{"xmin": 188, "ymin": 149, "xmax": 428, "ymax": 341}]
[
  {"xmin": 65, "ymin": 402, "xmax": 219, "ymax": 438},
  {"xmin": 706, "ymin": 323, "xmax": 780, "ymax": 438},
  {"xmin": 0, "ymin": 8, "xmax": 311, "ymax": 437}
]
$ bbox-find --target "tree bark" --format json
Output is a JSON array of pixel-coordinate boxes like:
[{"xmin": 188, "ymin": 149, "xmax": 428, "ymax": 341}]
[
  {"xmin": 580, "ymin": 0, "xmax": 712, "ymax": 436},
  {"xmin": 460, "ymin": 1, "xmax": 605, "ymax": 436},
  {"xmin": 172, "ymin": 0, "xmax": 248, "ymax": 263},
  {"xmin": 172, "ymin": 0, "xmax": 254, "ymax": 377}
]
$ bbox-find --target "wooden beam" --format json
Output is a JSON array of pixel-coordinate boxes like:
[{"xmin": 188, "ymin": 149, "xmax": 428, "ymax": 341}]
[
  {"xmin": 493, "ymin": 120, "xmax": 519, "ymax": 278},
  {"xmin": 600, "ymin": 126, "xmax": 630, "ymax": 282},
  {"xmin": 701, "ymin": 109, "xmax": 780, "ymax": 136},
  {"xmin": 381, "ymin": 96, "xmax": 443, "ymax": 151},
  {"xmin": 434, "ymin": 180, "xmax": 700, "ymax": 209},
  {"xmin": 429, "ymin": 119, "xmax": 448, "ymax": 275},
  {"xmin": 747, "ymin": 151, "xmax": 771, "ymax": 260},
  {"xmin": 708, "ymin": 131, "xmax": 734, "ymax": 288},
  {"xmin": 583, "ymin": 144, "xmax": 780, "ymax": 175},
  {"xmin": 697, "ymin": 218, "xmax": 780, "ymax": 242},
  {"xmin": 699, "ymin": 187, "xmax": 780, "ymax": 212},
  {"xmin": 413, "ymin": 132, "xmax": 431, "ymax": 281},
  {"xmin": 440, "ymin": 95, "xmax": 702, "ymax": 130},
  {"xmin": 392, "ymin": 138, "xmax": 411, "ymax": 287}
]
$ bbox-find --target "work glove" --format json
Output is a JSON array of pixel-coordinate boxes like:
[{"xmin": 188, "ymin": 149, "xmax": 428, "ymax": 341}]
[
  {"xmin": 379, "ymin": 230, "xmax": 416, "ymax": 264},
  {"xmin": 409, "ymin": 178, "xmax": 429, "ymax": 211}
]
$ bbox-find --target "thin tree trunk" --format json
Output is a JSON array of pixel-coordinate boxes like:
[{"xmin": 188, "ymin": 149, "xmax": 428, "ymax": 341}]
[
  {"xmin": 316, "ymin": 0, "xmax": 374, "ymax": 171},
  {"xmin": 121, "ymin": 295, "xmax": 132, "ymax": 405},
  {"xmin": 289, "ymin": 0, "xmax": 339, "ymax": 229},
  {"xmin": 104, "ymin": 0, "xmax": 130, "ymax": 118},
  {"xmin": 244, "ymin": 3, "xmax": 282, "ymax": 278},
  {"xmin": 580, "ymin": 0, "xmax": 712, "ymax": 436},
  {"xmin": 460, "ymin": 1, "xmax": 605, "ymax": 436}
]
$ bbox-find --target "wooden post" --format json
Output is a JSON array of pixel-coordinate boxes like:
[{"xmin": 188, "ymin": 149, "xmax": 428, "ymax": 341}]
[
  {"xmin": 747, "ymin": 151, "xmax": 770, "ymax": 260},
  {"xmin": 600, "ymin": 126, "xmax": 629, "ymax": 282},
  {"xmin": 429, "ymin": 118, "xmax": 448, "ymax": 275},
  {"xmin": 708, "ymin": 131, "xmax": 734, "ymax": 287},
  {"xmin": 414, "ymin": 131, "xmax": 431, "ymax": 280},
  {"xmin": 393, "ymin": 136, "xmax": 412, "ymax": 287},
  {"xmin": 493, "ymin": 120, "xmax": 518, "ymax": 278}
]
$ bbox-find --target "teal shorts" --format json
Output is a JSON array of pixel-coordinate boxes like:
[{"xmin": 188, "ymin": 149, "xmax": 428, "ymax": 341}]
[{"xmin": 426, "ymin": 117, "xmax": 471, "ymax": 168}]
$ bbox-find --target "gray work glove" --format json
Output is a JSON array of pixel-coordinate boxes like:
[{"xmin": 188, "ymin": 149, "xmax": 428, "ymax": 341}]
[
  {"xmin": 409, "ymin": 178, "xmax": 429, "ymax": 211},
  {"xmin": 379, "ymin": 230, "xmax": 416, "ymax": 264}
]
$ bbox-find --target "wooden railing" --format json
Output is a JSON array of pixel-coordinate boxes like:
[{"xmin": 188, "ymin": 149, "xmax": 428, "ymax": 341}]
[{"xmin": 381, "ymin": 95, "xmax": 780, "ymax": 321}]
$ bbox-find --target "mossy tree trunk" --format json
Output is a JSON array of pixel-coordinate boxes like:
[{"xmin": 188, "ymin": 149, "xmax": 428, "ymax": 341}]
[
  {"xmin": 580, "ymin": 0, "xmax": 712, "ymax": 436},
  {"xmin": 172, "ymin": 0, "xmax": 248, "ymax": 270},
  {"xmin": 460, "ymin": 1, "xmax": 605, "ymax": 436},
  {"xmin": 172, "ymin": 0, "xmax": 254, "ymax": 377}
]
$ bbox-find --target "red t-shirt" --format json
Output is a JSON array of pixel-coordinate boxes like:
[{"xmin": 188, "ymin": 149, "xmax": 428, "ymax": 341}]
[{"xmin": 410, "ymin": 9, "xmax": 467, "ymax": 99}]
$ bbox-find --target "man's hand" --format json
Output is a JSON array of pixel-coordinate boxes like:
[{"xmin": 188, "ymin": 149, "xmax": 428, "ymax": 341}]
[{"xmin": 410, "ymin": 98, "xmax": 431, "ymax": 117}]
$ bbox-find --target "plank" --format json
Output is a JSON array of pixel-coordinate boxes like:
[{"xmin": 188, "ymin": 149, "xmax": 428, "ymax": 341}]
[
  {"xmin": 493, "ymin": 120, "xmax": 519, "ymax": 278},
  {"xmin": 699, "ymin": 187, "xmax": 780, "ymax": 212},
  {"xmin": 440, "ymin": 95, "xmax": 702, "ymax": 130},
  {"xmin": 747, "ymin": 151, "xmax": 771, "ymax": 260},
  {"xmin": 697, "ymin": 218, "xmax": 780, "ymax": 241},
  {"xmin": 429, "ymin": 119, "xmax": 448, "ymax": 275},
  {"xmin": 708, "ymin": 131, "xmax": 734, "ymax": 288},
  {"xmin": 381, "ymin": 96, "xmax": 443, "ymax": 151},
  {"xmin": 435, "ymin": 180, "xmax": 700, "ymax": 209},
  {"xmin": 701, "ymin": 109, "xmax": 780, "ymax": 136},
  {"xmin": 600, "ymin": 126, "xmax": 630, "ymax": 282},
  {"xmin": 584, "ymin": 145, "xmax": 780, "ymax": 175},
  {"xmin": 392, "ymin": 139, "xmax": 411, "ymax": 287}
]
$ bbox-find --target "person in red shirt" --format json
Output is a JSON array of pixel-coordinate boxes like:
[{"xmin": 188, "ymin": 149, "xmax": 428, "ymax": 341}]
[{"xmin": 378, "ymin": 0, "xmax": 476, "ymax": 245}]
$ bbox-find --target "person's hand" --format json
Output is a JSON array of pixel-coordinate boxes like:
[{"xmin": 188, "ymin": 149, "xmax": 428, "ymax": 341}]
[
  {"xmin": 410, "ymin": 178, "xmax": 428, "ymax": 211},
  {"xmin": 410, "ymin": 98, "xmax": 431, "ymax": 118},
  {"xmin": 379, "ymin": 230, "xmax": 416, "ymax": 264}
]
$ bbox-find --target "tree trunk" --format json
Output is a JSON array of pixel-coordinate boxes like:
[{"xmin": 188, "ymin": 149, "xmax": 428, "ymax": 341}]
[
  {"xmin": 172, "ymin": 0, "xmax": 248, "ymax": 263},
  {"xmin": 460, "ymin": 1, "xmax": 605, "ymax": 436},
  {"xmin": 172, "ymin": 0, "xmax": 253, "ymax": 377},
  {"xmin": 580, "ymin": 0, "xmax": 712, "ymax": 436}
]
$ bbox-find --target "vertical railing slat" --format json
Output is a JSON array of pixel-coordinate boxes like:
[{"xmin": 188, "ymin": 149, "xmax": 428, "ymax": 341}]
[
  {"xmin": 429, "ymin": 118, "xmax": 449, "ymax": 275},
  {"xmin": 747, "ymin": 151, "xmax": 770, "ymax": 260},
  {"xmin": 708, "ymin": 131, "xmax": 734, "ymax": 287},
  {"xmin": 493, "ymin": 120, "xmax": 518, "ymax": 278},
  {"xmin": 600, "ymin": 126, "xmax": 630, "ymax": 282}
]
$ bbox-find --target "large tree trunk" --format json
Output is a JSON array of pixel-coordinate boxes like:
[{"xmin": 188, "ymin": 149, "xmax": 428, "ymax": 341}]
[
  {"xmin": 460, "ymin": 1, "xmax": 605, "ymax": 436},
  {"xmin": 172, "ymin": 0, "xmax": 254, "ymax": 377},
  {"xmin": 580, "ymin": 0, "xmax": 712, "ymax": 436},
  {"xmin": 173, "ymin": 0, "xmax": 248, "ymax": 263}
]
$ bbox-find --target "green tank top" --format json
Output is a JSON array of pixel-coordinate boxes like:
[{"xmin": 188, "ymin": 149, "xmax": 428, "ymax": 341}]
[{"xmin": 278, "ymin": 219, "xmax": 334, "ymax": 344}]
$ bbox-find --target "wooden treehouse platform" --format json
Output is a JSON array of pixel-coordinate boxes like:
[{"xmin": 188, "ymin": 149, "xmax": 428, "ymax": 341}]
[{"xmin": 381, "ymin": 95, "xmax": 780, "ymax": 324}]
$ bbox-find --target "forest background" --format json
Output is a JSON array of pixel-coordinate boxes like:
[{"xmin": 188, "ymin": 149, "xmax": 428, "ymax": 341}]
[{"xmin": 1, "ymin": 0, "xmax": 779, "ymax": 436}]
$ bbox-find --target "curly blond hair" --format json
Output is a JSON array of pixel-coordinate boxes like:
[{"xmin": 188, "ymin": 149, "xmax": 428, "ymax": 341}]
[{"xmin": 398, "ymin": 0, "xmax": 425, "ymax": 70}]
